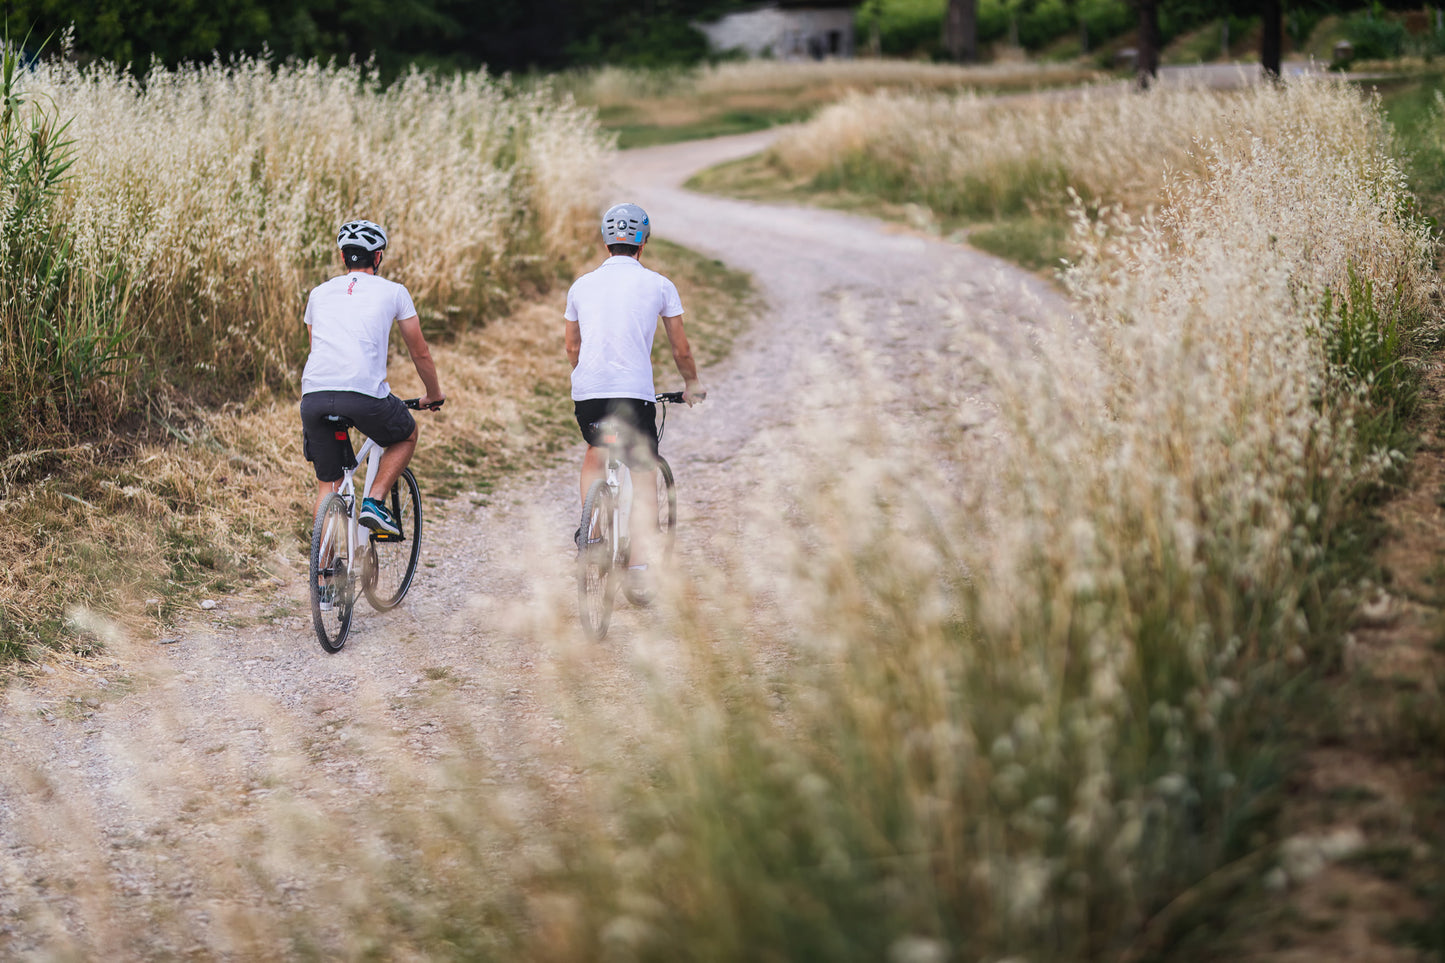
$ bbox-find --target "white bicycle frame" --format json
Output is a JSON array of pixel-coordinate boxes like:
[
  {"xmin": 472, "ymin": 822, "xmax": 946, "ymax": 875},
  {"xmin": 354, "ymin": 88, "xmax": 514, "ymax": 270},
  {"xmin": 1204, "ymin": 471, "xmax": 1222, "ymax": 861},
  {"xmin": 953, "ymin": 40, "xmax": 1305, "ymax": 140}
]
[
  {"xmin": 594, "ymin": 394, "xmax": 682, "ymax": 564},
  {"xmin": 319, "ymin": 427, "xmax": 386, "ymax": 574},
  {"xmin": 605, "ymin": 456, "xmax": 634, "ymax": 563}
]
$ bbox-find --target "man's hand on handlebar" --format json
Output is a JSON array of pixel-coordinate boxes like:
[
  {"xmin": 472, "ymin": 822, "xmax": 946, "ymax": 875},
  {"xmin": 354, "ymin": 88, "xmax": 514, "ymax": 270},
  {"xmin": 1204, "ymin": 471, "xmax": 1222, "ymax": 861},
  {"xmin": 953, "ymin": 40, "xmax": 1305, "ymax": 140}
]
[
  {"xmin": 683, "ymin": 382, "xmax": 707, "ymax": 407},
  {"xmin": 406, "ymin": 395, "xmax": 447, "ymax": 411}
]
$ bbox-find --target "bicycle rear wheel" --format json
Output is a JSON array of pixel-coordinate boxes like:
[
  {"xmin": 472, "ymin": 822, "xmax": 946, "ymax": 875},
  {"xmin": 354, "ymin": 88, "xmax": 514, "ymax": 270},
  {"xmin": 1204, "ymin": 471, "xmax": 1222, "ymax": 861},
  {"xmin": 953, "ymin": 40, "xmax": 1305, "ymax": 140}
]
[
  {"xmin": 310, "ymin": 493, "xmax": 354, "ymax": 653},
  {"xmin": 362, "ymin": 468, "xmax": 423, "ymax": 611},
  {"xmin": 656, "ymin": 456, "xmax": 677, "ymax": 563},
  {"xmin": 578, "ymin": 480, "xmax": 618, "ymax": 640}
]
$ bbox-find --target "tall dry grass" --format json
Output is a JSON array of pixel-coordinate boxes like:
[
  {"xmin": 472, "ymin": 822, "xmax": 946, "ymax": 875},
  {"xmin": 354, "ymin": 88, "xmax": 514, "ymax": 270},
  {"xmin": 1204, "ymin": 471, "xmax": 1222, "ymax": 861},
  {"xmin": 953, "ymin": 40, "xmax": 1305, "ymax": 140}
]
[
  {"xmin": 0, "ymin": 55, "xmax": 610, "ymax": 447},
  {"xmin": 561, "ymin": 58, "xmax": 1104, "ymax": 110},
  {"xmin": 555, "ymin": 59, "xmax": 1104, "ymax": 143},
  {"xmin": 0, "ymin": 80, "xmax": 1434, "ymax": 958},
  {"xmin": 766, "ymin": 81, "xmax": 1412, "ymax": 228}
]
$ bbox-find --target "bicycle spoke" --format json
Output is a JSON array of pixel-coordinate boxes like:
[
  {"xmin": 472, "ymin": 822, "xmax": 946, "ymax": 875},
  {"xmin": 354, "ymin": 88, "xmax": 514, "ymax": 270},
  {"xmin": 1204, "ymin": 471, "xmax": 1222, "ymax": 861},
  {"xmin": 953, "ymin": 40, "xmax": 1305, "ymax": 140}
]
[
  {"xmin": 364, "ymin": 468, "xmax": 423, "ymax": 612},
  {"xmin": 578, "ymin": 481, "xmax": 616, "ymax": 640},
  {"xmin": 311, "ymin": 494, "xmax": 354, "ymax": 653}
]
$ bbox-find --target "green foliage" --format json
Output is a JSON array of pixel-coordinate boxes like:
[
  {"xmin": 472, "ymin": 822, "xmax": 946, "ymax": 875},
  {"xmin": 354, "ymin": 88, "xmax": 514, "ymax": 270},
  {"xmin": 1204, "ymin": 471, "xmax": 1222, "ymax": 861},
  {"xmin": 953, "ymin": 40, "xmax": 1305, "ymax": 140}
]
[
  {"xmin": 1343, "ymin": 8, "xmax": 1408, "ymax": 60},
  {"xmin": 1379, "ymin": 74, "xmax": 1445, "ymax": 231},
  {"xmin": 967, "ymin": 215, "xmax": 1070, "ymax": 270},
  {"xmin": 2, "ymin": 0, "xmax": 784, "ymax": 75},
  {"xmin": 858, "ymin": 0, "xmax": 945, "ymax": 56},
  {"xmin": 565, "ymin": 9, "xmax": 712, "ymax": 67},
  {"xmin": 613, "ymin": 106, "xmax": 813, "ymax": 149},
  {"xmin": 0, "ymin": 32, "xmax": 136, "ymax": 446},
  {"xmin": 811, "ymin": 148, "xmax": 1071, "ymax": 221},
  {"xmin": 1321, "ymin": 267, "xmax": 1420, "ymax": 456}
]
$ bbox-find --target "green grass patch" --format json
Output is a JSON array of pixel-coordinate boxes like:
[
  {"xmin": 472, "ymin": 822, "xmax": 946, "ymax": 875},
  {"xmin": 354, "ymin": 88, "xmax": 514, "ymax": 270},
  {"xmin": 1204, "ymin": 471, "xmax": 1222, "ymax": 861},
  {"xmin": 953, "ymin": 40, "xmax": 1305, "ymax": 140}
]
[
  {"xmin": 966, "ymin": 215, "xmax": 1071, "ymax": 271},
  {"xmin": 688, "ymin": 149, "xmax": 1075, "ymax": 278},
  {"xmin": 612, "ymin": 106, "xmax": 813, "ymax": 150},
  {"xmin": 1379, "ymin": 72, "xmax": 1445, "ymax": 233}
]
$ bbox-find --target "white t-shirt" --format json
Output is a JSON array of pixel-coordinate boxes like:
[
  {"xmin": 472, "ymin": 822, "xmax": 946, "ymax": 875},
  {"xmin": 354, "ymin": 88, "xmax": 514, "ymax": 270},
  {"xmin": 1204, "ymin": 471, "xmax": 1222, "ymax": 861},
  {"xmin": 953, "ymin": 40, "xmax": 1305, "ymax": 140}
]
[
  {"xmin": 301, "ymin": 272, "xmax": 418, "ymax": 398},
  {"xmin": 565, "ymin": 255, "xmax": 684, "ymax": 402}
]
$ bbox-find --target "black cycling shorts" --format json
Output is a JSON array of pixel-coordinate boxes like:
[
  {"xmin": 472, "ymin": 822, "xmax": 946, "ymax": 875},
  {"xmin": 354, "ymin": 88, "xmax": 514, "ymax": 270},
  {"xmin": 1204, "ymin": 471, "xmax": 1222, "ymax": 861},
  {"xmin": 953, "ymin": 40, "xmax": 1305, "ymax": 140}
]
[
  {"xmin": 574, "ymin": 397, "xmax": 658, "ymax": 469},
  {"xmin": 300, "ymin": 390, "xmax": 416, "ymax": 483}
]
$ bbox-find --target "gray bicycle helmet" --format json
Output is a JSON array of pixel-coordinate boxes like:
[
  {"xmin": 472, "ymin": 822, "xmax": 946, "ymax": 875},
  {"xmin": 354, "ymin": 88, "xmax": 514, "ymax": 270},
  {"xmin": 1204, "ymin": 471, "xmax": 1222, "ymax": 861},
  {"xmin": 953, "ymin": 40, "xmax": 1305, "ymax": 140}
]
[
  {"xmin": 336, "ymin": 219, "xmax": 388, "ymax": 252},
  {"xmin": 601, "ymin": 203, "xmax": 650, "ymax": 246}
]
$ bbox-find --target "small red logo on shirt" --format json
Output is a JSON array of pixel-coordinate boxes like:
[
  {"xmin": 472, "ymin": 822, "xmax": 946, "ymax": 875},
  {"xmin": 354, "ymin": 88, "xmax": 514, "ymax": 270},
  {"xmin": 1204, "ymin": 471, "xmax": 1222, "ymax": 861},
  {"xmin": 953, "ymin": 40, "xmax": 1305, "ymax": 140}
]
[{"xmin": 347, "ymin": 278, "xmax": 357, "ymax": 295}]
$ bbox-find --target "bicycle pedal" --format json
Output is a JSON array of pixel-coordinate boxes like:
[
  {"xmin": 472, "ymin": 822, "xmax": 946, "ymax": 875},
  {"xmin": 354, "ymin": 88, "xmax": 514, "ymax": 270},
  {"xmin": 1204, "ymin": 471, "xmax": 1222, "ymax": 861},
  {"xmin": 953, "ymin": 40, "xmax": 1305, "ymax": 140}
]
[{"xmin": 370, "ymin": 531, "xmax": 404, "ymax": 543}]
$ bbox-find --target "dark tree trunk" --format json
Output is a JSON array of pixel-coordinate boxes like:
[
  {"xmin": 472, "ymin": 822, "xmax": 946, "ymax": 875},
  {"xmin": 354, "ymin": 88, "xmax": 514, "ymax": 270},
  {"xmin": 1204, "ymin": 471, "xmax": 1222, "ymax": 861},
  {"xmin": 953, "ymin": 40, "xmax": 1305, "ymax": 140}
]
[
  {"xmin": 1261, "ymin": 0, "xmax": 1283, "ymax": 79},
  {"xmin": 1135, "ymin": 0, "xmax": 1159, "ymax": 89},
  {"xmin": 944, "ymin": 0, "xmax": 977, "ymax": 62}
]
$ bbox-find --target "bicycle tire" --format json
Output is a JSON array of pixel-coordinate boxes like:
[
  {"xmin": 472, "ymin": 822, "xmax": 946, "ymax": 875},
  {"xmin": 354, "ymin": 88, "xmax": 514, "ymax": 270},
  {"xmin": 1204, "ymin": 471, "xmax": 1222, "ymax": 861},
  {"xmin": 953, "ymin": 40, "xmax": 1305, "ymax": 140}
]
[
  {"xmin": 578, "ymin": 479, "xmax": 617, "ymax": 640},
  {"xmin": 656, "ymin": 456, "xmax": 677, "ymax": 563},
  {"xmin": 310, "ymin": 493, "xmax": 354, "ymax": 653},
  {"xmin": 362, "ymin": 468, "xmax": 423, "ymax": 612}
]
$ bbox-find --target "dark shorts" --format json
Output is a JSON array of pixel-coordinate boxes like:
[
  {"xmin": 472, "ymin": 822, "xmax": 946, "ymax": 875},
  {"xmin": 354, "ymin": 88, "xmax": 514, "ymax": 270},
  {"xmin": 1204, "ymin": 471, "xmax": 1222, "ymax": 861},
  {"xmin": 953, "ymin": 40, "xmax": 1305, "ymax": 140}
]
[
  {"xmin": 301, "ymin": 390, "xmax": 416, "ymax": 483},
  {"xmin": 574, "ymin": 397, "xmax": 658, "ymax": 469}
]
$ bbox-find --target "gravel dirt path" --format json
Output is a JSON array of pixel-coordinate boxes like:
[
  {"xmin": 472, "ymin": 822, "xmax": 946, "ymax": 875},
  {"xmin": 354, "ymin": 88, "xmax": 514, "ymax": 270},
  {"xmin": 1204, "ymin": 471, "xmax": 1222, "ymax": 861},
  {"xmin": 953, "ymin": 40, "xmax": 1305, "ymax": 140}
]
[{"xmin": 0, "ymin": 130, "xmax": 1068, "ymax": 952}]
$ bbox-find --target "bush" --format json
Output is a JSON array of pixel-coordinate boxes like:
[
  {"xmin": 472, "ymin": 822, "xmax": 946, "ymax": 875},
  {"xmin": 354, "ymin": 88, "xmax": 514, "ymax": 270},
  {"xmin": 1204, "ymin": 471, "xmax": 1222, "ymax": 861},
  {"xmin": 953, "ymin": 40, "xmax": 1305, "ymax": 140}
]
[{"xmin": 1343, "ymin": 10, "xmax": 1407, "ymax": 60}]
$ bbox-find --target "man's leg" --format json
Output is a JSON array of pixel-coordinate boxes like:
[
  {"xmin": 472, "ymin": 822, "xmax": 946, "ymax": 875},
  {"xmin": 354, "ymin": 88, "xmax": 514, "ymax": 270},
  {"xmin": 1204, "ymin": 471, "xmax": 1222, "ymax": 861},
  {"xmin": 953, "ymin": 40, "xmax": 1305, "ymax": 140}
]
[
  {"xmin": 580, "ymin": 445, "xmax": 608, "ymax": 537},
  {"xmin": 367, "ymin": 425, "xmax": 419, "ymax": 501},
  {"xmin": 314, "ymin": 480, "xmax": 338, "ymax": 517}
]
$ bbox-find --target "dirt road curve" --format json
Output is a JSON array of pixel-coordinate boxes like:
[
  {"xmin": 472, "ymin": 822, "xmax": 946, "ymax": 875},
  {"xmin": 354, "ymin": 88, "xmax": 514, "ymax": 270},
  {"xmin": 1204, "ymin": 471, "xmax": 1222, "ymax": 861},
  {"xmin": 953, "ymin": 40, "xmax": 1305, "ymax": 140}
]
[{"xmin": 0, "ymin": 131, "xmax": 1067, "ymax": 948}]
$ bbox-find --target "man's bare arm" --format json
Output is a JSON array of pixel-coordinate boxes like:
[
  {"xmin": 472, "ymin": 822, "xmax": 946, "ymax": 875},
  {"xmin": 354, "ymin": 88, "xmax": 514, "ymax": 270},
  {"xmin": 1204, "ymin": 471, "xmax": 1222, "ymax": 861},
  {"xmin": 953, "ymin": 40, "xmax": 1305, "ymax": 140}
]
[
  {"xmin": 565, "ymin": 320, "xmax": 582, "ymax": 369},
  {"xmin": 661, "ymin": 314, "xmax": 705, "ymax": 404},
  {"xmin": 397, "ymin": 314, "xmax": 444, "ymax": 405}
]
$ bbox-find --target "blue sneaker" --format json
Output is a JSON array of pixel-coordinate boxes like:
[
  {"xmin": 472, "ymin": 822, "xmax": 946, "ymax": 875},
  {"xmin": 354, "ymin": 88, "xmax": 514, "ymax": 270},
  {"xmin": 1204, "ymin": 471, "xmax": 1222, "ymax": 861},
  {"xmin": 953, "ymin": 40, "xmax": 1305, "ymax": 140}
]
[{"xmin": 359, "ymin": 496, "xmax": 401, "ymax": 536}]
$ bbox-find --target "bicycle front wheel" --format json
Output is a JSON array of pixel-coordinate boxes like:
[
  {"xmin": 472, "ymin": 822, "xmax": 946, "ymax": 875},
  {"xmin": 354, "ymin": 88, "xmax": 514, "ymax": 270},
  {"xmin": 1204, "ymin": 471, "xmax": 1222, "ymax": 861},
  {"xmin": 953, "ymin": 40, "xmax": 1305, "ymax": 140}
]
[
  {"xmin": 363, "ymin": 468, "xmax": 423, "ymax": 612},
  {"xmin": 310, "ymin": 493, "xmax": 354, "ymax": 654},
  {"xmin": 656, "ymin": 456, "xmax": 677, "ymax": 563},
  {"xmin": 578, "ymin": 480, "xmax": 617, "ymax": 640}
]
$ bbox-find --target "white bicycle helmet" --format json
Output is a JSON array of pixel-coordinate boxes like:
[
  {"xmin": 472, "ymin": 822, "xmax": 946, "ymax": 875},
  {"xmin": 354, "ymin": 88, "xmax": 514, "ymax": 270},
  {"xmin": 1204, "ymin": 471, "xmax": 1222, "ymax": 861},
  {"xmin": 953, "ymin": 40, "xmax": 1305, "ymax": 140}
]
[
  {"xmin": 601, "ymin": 203, "xmax": 650, "ymax": 246},
  {"xmin": 336, "ymin": 219, "xmax": 388, "ymax": 252}
]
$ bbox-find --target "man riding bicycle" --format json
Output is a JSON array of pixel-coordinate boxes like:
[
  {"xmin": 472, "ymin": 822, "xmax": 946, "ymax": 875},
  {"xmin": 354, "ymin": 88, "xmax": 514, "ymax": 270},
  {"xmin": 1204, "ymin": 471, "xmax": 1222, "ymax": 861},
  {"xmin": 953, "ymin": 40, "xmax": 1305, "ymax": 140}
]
[
  {"xmin": 565, "ymin": 202, "xmax": 706, "ymax": 600},
  {"xmin": 300, "ymin": 219, "xmax": 445, "ymax": 536}
]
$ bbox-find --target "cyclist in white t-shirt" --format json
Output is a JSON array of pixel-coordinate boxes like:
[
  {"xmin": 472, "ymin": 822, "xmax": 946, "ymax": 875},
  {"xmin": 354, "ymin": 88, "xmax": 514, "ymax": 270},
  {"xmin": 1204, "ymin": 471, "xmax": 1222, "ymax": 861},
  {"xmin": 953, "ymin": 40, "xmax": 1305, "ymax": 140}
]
[
  {"xmin": 565, "ymin": 202, "xmax": 705, "ymax": 598},
  {"xmin": 300, "ymin": 219, "xmax": 445, "ymax": 536}
]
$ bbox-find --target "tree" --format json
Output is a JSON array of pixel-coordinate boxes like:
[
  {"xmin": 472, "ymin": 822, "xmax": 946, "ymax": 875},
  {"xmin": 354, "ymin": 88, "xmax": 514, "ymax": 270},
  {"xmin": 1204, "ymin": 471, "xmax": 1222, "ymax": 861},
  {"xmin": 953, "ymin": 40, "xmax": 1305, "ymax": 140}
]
[
  {"xmin": 1133, "ymin": 0, "xmax": 1160, "ymax": 88},
  {"xmin": 1261, "ymin": 0, "xmax": 1282, "ymax": 78},
  {"xmin": 943, "ymin": 0, "xmax": 977, "ymax": 62}
]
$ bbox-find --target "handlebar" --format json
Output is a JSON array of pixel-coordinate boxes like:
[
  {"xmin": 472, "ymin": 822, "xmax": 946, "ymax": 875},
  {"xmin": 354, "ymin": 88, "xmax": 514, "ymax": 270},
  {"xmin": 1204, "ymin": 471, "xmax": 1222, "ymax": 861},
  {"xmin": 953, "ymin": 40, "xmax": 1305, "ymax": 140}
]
[
  {"xmin": 656, "ymin": 392, "xmax": 686, "ymax": 404},
  {"xmin": 404, "ymin": 398, "xmax": 445, "ymax": 411}
]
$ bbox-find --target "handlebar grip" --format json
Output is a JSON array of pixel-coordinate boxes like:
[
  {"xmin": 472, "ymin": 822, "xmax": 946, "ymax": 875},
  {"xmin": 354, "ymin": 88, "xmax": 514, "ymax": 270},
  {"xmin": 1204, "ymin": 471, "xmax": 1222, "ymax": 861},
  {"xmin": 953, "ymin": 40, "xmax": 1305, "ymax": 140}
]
[
  {"xmin": 403, "ymin": 398, "xmax": 446, "ymax": 411},
  {"xmin": 655, "ymin": 391, "xmax": 685, "ymax": 404}
]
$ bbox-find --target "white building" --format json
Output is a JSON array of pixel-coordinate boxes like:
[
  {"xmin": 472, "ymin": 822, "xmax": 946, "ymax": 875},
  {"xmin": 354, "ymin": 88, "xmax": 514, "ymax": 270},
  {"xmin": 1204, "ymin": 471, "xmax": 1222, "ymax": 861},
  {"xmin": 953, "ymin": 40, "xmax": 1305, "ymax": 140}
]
[{"xmin": 696, "ymin": 4, "xmax": 856, "ymax": 60}]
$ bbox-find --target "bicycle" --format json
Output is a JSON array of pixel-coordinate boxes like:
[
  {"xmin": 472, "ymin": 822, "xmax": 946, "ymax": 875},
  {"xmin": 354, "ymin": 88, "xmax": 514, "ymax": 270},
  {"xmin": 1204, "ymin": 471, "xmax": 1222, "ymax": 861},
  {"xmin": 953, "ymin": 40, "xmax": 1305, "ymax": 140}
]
[
  {"xmin": 309, "ymin": 397, "xmax": 443, "ymax": 653},
  {"xmin": 577, "ymin": 391, "xmax": 684, "ymax": 641}
]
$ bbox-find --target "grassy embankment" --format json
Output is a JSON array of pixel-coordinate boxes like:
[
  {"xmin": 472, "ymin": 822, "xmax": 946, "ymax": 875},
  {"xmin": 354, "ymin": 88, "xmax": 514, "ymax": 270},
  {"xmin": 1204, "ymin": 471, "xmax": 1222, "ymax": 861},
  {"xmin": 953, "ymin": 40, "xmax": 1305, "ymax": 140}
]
[
  {"xmin": 556, "ymin": 59, "xmax": 1104, "ymax": 148},
  {"xmin": 2, "ymin": 78, "xmax": 1438, "ymax": 959},
  {"xmin": 687, "ymin": 83, "xmax": 1288, "ymax": 272},
  {"xmin": 0, "ymin": 55, "xmax": 753, "ymax": 664}
]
